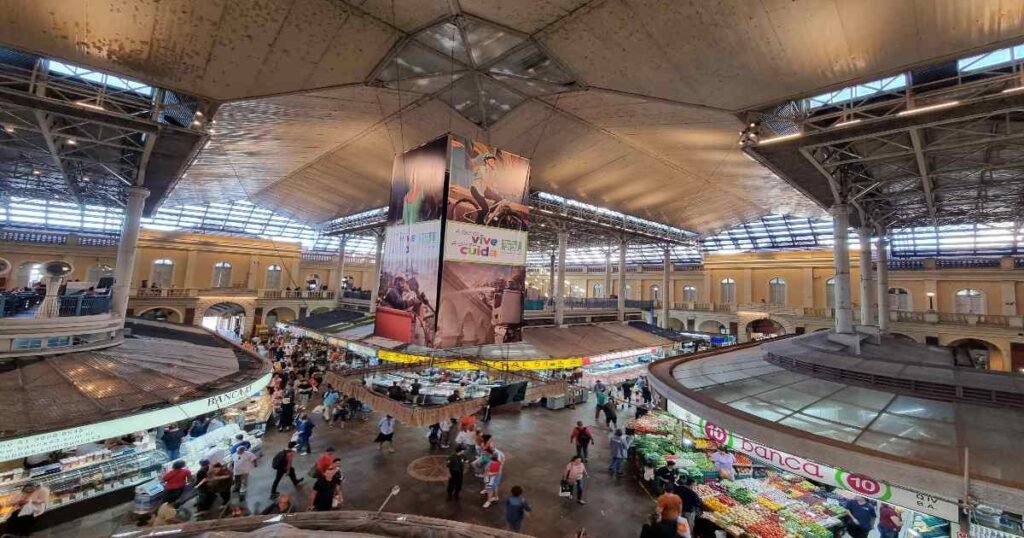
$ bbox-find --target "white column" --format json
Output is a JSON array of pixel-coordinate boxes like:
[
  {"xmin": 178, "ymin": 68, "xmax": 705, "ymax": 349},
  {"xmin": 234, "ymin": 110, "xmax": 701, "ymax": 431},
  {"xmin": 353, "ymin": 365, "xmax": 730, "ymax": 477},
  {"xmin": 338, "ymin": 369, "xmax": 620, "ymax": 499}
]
[
  {"xmin": 876, "ymin": 233, "xmax": 890, "ymax": 332},
  {"xmin": 831, "ymin": 204, "xmax": 854, "ymax": 334},
  {"xmin": 617, "ymin": 240, "xmax": 627, "ymax": 321},
  {"xmin": 802, "ymin": 267, "xmax": 815, "ymax": 309},
  {"xmin": 858, "ymin": 228, "xmax": 874, "ymax": 325},
  {"xmin": 741, "ymin": 267, "xmax": 752, "ymax": 304},
  {"xmin": 547, "ymin": 253, "xmax": 556, "ymax": 303},
  {"xmin": 603, "ymin": 248, "xmax": 612, "ymax": 299},
  {"xmin": 246, "ymin": 256, "xmax": 259, "ymax": 289},
  {"xmin": 661, "ymin": 245, "xmax": 671, "ymax": 328},
  {"xmin": 554, "ymin": 231, "xmax": 568, "ymax": 326},
  {"xmin": 335, "ymin": 235, "xmax": 348, "ymax": 305},
  {"xmin": 369, "ymin": 233, "xmax": 384, "ymax": 314},
  {"xmin": 183, "ymin": 249, "xmax": 198, "ymax": 289},
  {"xmin": 1001, "ymin": 281, "xmax": 1018, "ymax": 316},
  {"xmin": 111, "ymin": 186, "xmax": 149, "ymax": 320}
]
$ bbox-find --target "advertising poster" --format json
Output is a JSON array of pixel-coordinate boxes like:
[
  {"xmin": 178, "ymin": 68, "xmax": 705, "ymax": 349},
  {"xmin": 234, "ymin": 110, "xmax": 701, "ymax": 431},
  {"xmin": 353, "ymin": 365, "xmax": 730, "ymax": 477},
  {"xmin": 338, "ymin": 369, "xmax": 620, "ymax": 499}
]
[
  {"xmin": 434, "ymin": 135, "xmax": 531, "ymax": 347},
  {"xmin": 374, "ymin": 138, "xmax": 448, "ymax": 345}
]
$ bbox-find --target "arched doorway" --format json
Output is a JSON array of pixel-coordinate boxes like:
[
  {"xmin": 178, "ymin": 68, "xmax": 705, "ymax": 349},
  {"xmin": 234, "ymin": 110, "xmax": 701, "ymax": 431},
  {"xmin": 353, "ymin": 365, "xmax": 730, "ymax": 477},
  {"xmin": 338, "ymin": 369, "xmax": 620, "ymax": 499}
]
[
  {"xmin": 947, "ymin": 338, "xmax": 1002, "ymax": 370},
  {"xmin": 698, "ymin": 320, "xmax": 726, "ymax": 334},
  {"xmin": 265, "ymin": 307, "xmax": 297, "ymax": 327},
  {"xmin": 668, "ymin": 317, "xmax": 685, "ymax": 331},
  {"xmin": 201, "ymin": 302, "xmax": 247, "ymax": 339},
  {"xmin": 889, "ymin": 332, "xmax": 917, "ymax": 343},
  {"xmin": 137, "ymin": 307, "xmax": 182, "ymax": 323},
  {"xmin": 746, "ymin": 318, "xmax": 786, "ymax": 341}
]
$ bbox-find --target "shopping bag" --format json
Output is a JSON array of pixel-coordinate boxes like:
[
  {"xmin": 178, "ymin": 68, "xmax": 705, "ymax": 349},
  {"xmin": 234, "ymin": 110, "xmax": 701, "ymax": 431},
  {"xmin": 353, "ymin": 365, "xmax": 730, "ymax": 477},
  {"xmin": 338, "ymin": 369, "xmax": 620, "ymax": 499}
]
[{"xmin": 559, "ymin": 480, "xmax": 573, "ymax": 497}]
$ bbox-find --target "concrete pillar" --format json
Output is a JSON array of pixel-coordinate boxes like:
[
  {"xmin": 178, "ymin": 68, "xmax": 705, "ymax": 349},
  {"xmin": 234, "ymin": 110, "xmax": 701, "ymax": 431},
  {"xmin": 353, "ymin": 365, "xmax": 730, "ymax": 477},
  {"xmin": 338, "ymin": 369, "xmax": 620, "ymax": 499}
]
[
  {"xmin": 246, "ymin": 256, "xmax": 259, "ymax": 289},
  {"xmin": 183, "ymin": 249, "xmax": 198, "ymax": 289},
  {"xmin": 702, "ymin": 269, "xmax": 712, "ymax": 303},
  {"xmin": 369, "ymin": 234, "xmax": 384, "ymax": 314},
  {"xmin": 111, "ymin": 186, "xmax": 149, "ymax": 320},
  {"xmin": 741, "ymin": 267, "xmax": 752, "ymax": 304},
  {"xmin": 1001, "ymin": 281, "xmax": 1018, "ymax": 316},
  {"xmin": 802, "ymin": 267, "xmax": 815, "ymax": 309},
  {"xmin": 554, "ymin": 231, "xmax": 568, "ymax": 326},
  {"xmin": 924, "ymin": 279, "xmax": 938, "ymax": 311},
  {"xmin": 547, "ymin": 253, "xmax": 556, "ymax": 303},
  {"xmin": 858, "ymin": 228, "xmax": 873, "ymax": 325},
  {"xmin": 604, "ymin": 248, "xmax": 612, "ymax": 299},
  {"xmin": 617, "ymin": 240, "xmax": 627, "ymax": 321},
  {"xmin": 661, "ymin": 245, "xmax": 671, "ymax": 328},
  {"xmin": 876, "ymin": 234, "xmax": 890, "ymax": 333},
  {"xmin": 831, "ymin": 204, "xmax": 853, "ymax": 334},
  {"xmin": 335, "ymin": 235, "xmax": 348, "ymax": 305}
]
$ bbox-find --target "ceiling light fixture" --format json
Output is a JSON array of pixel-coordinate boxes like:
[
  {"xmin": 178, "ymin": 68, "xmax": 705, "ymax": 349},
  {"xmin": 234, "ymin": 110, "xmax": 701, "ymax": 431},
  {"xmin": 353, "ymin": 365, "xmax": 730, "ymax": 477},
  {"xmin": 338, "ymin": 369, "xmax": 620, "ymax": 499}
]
[
  {"xmin": 758, "ymin": 132, "xmax": 802, "ymax": 145},
  {"xmin": 67, "ymin": 138, "xmax": 77, "ymax": 145},
  {"xmin": 897, "ymin": 101, "xmax": 959, "ymax": 116},
  {"xmin": 195, "ymin": 111, "xmax": 204, "ymax": 117},
  {"xmin": 32, "ymin": 169, "xmax": 41, "ymax": 175},
  {"xmin": 1002, "ymin": 86, "xmax": 1024, "ymax": 94},
  {"xmin": 3, "ymin": 125, "xmax": 13, "ymax": 133},
  {"xmin": 834, "ymin": 119, "xmax": 861, "ymax": 127},
  {"xmin": 74, "ymin": 101, "xmax": 105, "ymax": 111}
]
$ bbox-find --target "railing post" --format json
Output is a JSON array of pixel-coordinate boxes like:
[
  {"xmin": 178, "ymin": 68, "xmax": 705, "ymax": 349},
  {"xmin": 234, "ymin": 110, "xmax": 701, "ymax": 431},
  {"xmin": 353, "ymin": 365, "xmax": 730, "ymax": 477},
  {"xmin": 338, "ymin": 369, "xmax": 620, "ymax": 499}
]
[{"xmin": 76, "ymin": 295, "xmax": 84, "ymax": 316}]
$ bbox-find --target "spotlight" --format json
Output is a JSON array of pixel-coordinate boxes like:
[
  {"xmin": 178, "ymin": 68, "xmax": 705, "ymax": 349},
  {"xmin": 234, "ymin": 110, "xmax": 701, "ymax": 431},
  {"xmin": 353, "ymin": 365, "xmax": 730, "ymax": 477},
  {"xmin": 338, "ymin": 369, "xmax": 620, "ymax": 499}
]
[
  {"xmin": 3, "ymin": 125, "xmax": 13, "ymax": 133},
  {"xmin": 67, "ymin": 138, "xmax": 77, "ymax": 145},
  {"xmin": 32, "ymin": 169, "xmax": 41, "ymax": 175}
]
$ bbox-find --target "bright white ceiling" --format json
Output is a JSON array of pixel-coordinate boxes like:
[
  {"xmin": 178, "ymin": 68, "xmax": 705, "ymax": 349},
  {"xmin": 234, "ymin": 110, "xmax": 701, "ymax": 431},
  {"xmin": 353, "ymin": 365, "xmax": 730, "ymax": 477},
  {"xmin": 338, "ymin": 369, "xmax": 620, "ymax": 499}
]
[{"xmin": 2, "ymin": 0, "xmax": 1022, "ymax": 233}]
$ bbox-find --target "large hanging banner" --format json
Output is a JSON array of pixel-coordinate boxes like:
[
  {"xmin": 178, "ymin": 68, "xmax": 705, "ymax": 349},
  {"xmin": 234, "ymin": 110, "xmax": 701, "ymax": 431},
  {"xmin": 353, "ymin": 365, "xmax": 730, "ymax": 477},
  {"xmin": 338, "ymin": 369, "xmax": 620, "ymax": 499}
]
[
  {"xmin": 434, "ymin": 135, "xmax": 531, "ymax": 348},
  {"xmin": 374, "ymin": 137, "xmax": 448, "ymax": 345},
  {"xmin": 666, "ymin": 401, "xmax": 960, "ymax": 521}
]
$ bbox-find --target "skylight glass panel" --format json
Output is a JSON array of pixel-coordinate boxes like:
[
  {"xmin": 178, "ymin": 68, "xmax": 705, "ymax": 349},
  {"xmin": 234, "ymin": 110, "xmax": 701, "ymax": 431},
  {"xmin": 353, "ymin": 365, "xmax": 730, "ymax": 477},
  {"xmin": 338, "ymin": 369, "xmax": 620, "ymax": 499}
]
[
  {"xmin": 957, "ymin": 46, "xmax": 1021, "ymax": 73},
  {"xmin": 48, "ymin": 60, "xmax": 153, "ymax": 97},
  {"xmin": 807, "ymin": 74, "xmax": 906, "ymax": 109}
]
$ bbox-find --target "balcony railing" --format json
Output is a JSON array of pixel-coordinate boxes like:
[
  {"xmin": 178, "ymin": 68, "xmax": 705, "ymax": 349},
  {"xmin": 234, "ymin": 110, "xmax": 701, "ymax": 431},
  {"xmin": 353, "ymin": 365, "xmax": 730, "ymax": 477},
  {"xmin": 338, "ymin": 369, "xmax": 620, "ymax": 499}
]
[
  {"xmin": 1, "ymin": 294, "xmax": 111, "ymax": 319},
  {"xmin": 342, "ymin": 290, "xmax": 372, "ymax": 301},
  {"xmin": 668, "ymin": 303, "xmax": 1023, "ymax": 330}
]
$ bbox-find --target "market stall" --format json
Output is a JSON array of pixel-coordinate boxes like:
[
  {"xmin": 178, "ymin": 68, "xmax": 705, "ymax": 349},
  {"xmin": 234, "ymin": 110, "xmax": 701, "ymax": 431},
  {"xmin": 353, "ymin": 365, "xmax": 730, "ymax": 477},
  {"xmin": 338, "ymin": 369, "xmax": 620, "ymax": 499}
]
[{"xmin": 627, "ymin": 408, "xmax": 962, "ymax": 538}]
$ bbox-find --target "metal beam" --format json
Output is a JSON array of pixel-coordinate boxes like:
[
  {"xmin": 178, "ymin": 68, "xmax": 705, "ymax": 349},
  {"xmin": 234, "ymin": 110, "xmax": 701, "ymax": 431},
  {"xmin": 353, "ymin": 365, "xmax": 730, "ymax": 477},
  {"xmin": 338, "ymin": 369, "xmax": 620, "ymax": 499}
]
[{"xmin": 908, "ymin": 128, "xmax": 935, "ymax": 221}]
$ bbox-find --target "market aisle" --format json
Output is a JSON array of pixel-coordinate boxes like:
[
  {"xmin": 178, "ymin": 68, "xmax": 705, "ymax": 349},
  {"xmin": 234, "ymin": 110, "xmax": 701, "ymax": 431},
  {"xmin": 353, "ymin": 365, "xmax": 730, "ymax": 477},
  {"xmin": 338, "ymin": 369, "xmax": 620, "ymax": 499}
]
[{"xmin": 42, "ymin": 400, "xmax": 656, "ymax": 538}]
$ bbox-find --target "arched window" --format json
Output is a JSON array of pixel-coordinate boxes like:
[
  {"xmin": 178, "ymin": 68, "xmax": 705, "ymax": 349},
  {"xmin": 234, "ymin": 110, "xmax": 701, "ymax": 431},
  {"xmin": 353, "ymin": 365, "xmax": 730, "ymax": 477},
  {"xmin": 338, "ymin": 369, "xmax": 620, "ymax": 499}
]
[
  {"xmin": 825, "ymin": 277, "xmax": 835, "ymax": 308},
  {"xmin": 152, "ymin": 259, "xmax": 174, "ymax": 288},
  {"xmin": 682, "ymin": 285, "xmax": 697, "ymax": 303},
  {"xmin": 624, "ymin": 284, "xmax": 632, "ymax": 299},
  {"xmin": 650, "ymin": 285, "xmax": 661, "ymax": 301},
  {"xmin": 592, "ymin": 283, "xmax": 604, "ymax": 298},
  {"xmin": 720, "ymin": 278, "xmax": 736, "ymax": 304},
  {"xmin": 17, "ymin": 262, "xmax": 44, "ymax": 287},
  {"xmin": 87, "ymin": 263, "xmax": 114, "ymax": 282},
  {"xmin": 955, "ymin": 289, "xmax": 984, "ymax": 314},
  {"xmin": 888, "ymin": 287, "xmax": 911, "ymax": 311},
  {"xmin": 212, "ymin": 262, "xmax": 232, "ymax": 288},
  {"xmin": 265, "ymin": 264, "xmax": 283, "ymax": 289},
  {"xmin": 768, "ymin": 277, "xmax": 786, "ymax": 305}
]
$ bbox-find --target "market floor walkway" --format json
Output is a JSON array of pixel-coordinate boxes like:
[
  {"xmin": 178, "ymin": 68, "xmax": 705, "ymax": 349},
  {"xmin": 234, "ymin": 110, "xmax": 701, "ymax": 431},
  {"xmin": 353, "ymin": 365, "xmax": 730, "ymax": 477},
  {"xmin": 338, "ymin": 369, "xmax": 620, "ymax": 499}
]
[{"xmin": 40, "ymin": 401, "xmax": 657, "ymax": 538}]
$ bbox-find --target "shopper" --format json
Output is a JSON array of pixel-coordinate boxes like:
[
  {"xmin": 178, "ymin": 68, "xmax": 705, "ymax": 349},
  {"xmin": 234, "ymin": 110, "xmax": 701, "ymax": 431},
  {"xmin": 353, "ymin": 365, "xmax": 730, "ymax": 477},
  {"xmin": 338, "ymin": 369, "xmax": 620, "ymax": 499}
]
[
  {"xmin": 482, "ymin": 454, "xmax": 503, "ymax": 508},
  {"xmin": 504, "ymin": 485, "xmax": 532, "ymax": 532},
  {"xmin": 641, "ymin": 384, "xmax": 652, "ymax": 405},
  {"xmin": 260, "ymin": 494, "xmax": 297, "ymax": 515},
  {"xmin": 161, "ymin": 425, "xmax": 185, "ymax": 460},
  {"xmin": 208, "ymin": 462, "xmax": 233, "ymax": 505},
  {"xmin": 570, "ymin": 421, "xmax": 594, "ymax": 462},
  {"xmin": 710, "ymin": 445, "xmax": 736, "ymax": 480},
  {"xmin": 5, "ymin": 483, "xmax": 48, "ymax": 536},
  {"xmin": 654, "ymin": 460, "xmax": 679, "ymax": 493},
  {"xmin": 375, "ymin": 414, "xmax": 397, "ymax": 453},
  {"xmin": 229, "ymin": 445, "xmax": 258, "ymax": 496},
  {"xmin": 295, "ymin": 413, "xmax": 315, "ymax": 455},
  {"xmin": 621, "ymin": 380, "xmax": 634, "ymax": 406},
  {"xmin": 278, "ymin": 383, "xmax": 296, "ymax": 432},
  {"xmin": 321, "ymin": 384, "xmax": 340, "ymax": 422},
  {"xmin": 844, "ymin": 496, "xmax": 877, "ymax": 538},
  {"xmin": 428, "ymin": 422, "xmax": 441, "ymax": 450},
  {"xmin": 229, "ymin": 433, "xmax": 251, "ymax": 454},
  {"xmin": 609, "ymin": 429, "xmax": 628, "ymax": 476},
  {"xmin": 188, "ymin": 416, "xmax": 209, "ymax": 439},
  {"xmin": 270, "ymin": 441, "xmax": 304, "ymax": 498},
  {"xmin": 604, "ymin": 402, "xmax": 619, "ymax": 429},
  {"xmin": 160, "ymin": 460, "xmax": 192, "ymax": 504},
  {"xmin": 679, "ymin": 478, "xmax": 702, "ymax": 529},
  {"xmin": 657, "ymin": 483, "xmax": 683, "ymax": 524},
  {"xmin": 878, "ymin": 504, "xmax": 903, "ymax": 538},
  {"xmin": 594, "ymin": 388, "xmax": 609, "ymax": 420},
  {"xmin": 194, "ymin": 459, "xmax": 216, "ymax": 511},
  {"xmin": 447, "ymin": 447, "xmax": 466, "ymax": 501},
  {"xmin": 439, "ymin": 418, "xmax": 455, "ymax": 449},
  {"xmin": 563, "ymin": 455, "xmax": 588, "ymax": 505},
  {"xmin": 310, "ymin": 467, "xmax": 339, "ymax": 511}
]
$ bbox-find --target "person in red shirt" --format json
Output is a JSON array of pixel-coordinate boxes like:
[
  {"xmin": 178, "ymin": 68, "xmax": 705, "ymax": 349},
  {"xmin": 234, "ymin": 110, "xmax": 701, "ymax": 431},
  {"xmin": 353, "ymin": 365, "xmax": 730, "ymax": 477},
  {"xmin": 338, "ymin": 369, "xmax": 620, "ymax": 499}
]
[
  {"xmin": 570, "ymin": 421, "xmax": 594, "ymax": 462},
  {"xmin": 315, "ymin": 447, "xmax": 336, "ymax": 478},
  {"xmin": 161, "ymin": 460, "xmax": 192, "ymax": 503}
]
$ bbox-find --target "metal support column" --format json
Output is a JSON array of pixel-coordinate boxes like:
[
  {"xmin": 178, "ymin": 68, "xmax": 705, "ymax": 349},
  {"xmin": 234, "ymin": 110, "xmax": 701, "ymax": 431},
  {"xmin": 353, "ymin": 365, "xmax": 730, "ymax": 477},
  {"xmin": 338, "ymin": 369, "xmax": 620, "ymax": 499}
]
[
  {"xmin": 858, "ymin": 228, "xmax": 873, "ymax": 325},
  {"xmin": 603, "ymin": 248, "xmax": 612, "ymax": 299},
  {"xmin": 369, "ymin": 233, "xmax": 384, "ymax": 314},
  {"xmin": 335, "ymin": 235, "xmax": 348, "ymax": 306},
  {"xmin": 548, "ymin": 253, "xmax": 556, "ymax": 304},
  {"xmin": 111, "ymin": 186, "xmax": 150, "ymax": 320},
  {"xmin": 876, "ymin": 233, "xmax": 890, "ymax": 333},
  {"xmin": 661, "ymin": 245, "xmax": 671, "ymax": 328},
  {"xmin": 831, "ymin": 204, "xmax": 854, "ymax": 334},
  {"xmin": 617, "ymin": 240, "xmax": 627, "ymax": 321},
  {"xmin": 554, "ymin": 231, "xmax": 568, "ymax": 326}
]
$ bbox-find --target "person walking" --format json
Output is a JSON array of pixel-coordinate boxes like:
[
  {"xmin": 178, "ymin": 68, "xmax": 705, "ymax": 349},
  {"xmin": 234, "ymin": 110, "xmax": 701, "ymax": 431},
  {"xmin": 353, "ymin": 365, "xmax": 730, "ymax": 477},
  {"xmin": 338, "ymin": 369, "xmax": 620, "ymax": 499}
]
[
  {"xmin": 564, "ymin": 455, "xmax": 588, "ymax": 505},
  {"xmin": 229, "ymin": 445, "xmax": 258, "ymax": 497},
  {"xmin": 278, "ymin": 383, "xmax": 296, "ymax": 432},
  {"xmin": 447, "ymin": 446, "xmax": 466, "ymax": 501},
  {"xmin": 679, "ymin": 478, "xmax": 702, "ymax": 530},
  {"xmin": 161, "ymin": 425, "xmax": 185, "ymax": 460},
  {"xmin": 594, "ymin": 388, "xmax": 609, "ymax": 421},
  {"xmin": 160, "ymin": 460, "xmax": 192, "ymax": 504},
  {"xmin": 314, "ymin": 447, "xmax": 336, "ymax": 478},
  {"xmin": 609, "ymin": 429, "xmax": 628, "ymax": 476},
  {"xmin": 439, "ymin": 418, "xmax": 455, "ymax": 449},
  {"xmin": 321, "ymin": 385, "xmax": 340, "ymax": 423},
  {"xmin": 207, "ymin": 462, "xmax": 233, "ymax": 507},
  {"xmin": 570, "ymin": 421, "xmax": 594, "ymax": 462},
  {"xmin": 504, "ymin": 485, "xmax": 532, "ymax": 532},
  {"xmin": 482, "ymin": 454, "xmax": 503, "ymax": 508},
  {"xmin": 604, "ymin": 402, "xmax": 619, "ymax": 429},
  {"xmin": 270, "ymin": 441, "xmax": 304, "ymax": 498},
  {"xmin": 309, "ymin": 467, "xmax": 340, "ymax": 512},
  {"xmin": 641, "ymin": 384, "xmax": 652, "ymax": 405},
  {"xmin": 295, "ymin": 413, "xmax": 315, "ymax": 455},
  {"xmin": 621, "ymin": 380, "xmax": 634, "ymax": 406},
  {"xmin": 375, "ymin": 414, "xmax": 397, "ymax": 453}
]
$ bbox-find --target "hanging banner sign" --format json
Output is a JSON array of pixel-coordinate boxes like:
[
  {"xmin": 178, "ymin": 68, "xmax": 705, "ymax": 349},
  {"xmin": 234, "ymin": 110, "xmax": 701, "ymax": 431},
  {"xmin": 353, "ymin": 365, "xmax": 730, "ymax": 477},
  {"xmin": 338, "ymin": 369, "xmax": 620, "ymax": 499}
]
[
  {"xmin": 443, "ymin": 221, "xmax": 528, "ymax": 266},
  {"xmin": 667, "ymin": 401, "xmax": 960, "ymax": 521},
  {"xmin": 377, "ymin": 349, "xmax": 582, "ymax": 370}
]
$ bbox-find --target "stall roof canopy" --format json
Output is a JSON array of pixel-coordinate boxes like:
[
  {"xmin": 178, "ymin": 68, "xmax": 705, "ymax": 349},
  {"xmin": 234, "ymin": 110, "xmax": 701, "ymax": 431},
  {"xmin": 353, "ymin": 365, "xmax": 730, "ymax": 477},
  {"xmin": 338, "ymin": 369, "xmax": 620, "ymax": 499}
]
[{"xmin": 4, "ymin": 1, "xmax": 1022, "ymax": 233}]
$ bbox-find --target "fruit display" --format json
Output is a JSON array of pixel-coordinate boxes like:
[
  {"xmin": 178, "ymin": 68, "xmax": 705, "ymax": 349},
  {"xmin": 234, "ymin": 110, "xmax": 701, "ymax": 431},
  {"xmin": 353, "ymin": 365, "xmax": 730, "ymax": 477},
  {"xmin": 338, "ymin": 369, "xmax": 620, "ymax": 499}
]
[
  {"xmin": 702, "ymin": 496, "xmax": 731, "ymax": 512},
  {"xmin": 693, "ymin": 438, "xmax": 715, "ymax": 450},
  {"xmin": 735, "ymin": 453, "xmax": 753, "ymax": 466},
  {"xmin": 748, "ymin": 519, "xmax": 787, "ymax": 538},
  {"xmin": 757, "ymin": 496, "xmax": 783, "ymax": 511},
  {"xmin": 693, "ymin": 483, "xmax": 720, "ymax": 498},
  {"xmin": 628, "ymin": 412, "xmax": 679, "ymax": 435}
]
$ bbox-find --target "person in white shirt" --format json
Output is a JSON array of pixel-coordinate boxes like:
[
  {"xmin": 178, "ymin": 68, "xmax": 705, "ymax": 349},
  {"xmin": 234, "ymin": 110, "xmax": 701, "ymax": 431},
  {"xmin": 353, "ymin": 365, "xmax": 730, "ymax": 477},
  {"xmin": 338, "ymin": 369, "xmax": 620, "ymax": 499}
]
[
  {"xmin": 6, "ymin": 483, "xmax": 48, "ymax": 535},
  {"xmin": 375, "ymin": 415, "xmax": 397, "ymax": 453},
  {"xmin": 229, "ymin": 445, "xmax": 258, "ymax": 495}
]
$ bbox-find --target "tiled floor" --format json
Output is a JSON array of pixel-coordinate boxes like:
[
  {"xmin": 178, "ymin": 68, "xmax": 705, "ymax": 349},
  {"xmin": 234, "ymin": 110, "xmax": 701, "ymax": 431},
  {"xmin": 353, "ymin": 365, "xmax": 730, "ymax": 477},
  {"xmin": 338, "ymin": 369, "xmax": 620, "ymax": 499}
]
[{"xmin": 36, "ymin": 401, "xmax": 656, "ymax": 538}]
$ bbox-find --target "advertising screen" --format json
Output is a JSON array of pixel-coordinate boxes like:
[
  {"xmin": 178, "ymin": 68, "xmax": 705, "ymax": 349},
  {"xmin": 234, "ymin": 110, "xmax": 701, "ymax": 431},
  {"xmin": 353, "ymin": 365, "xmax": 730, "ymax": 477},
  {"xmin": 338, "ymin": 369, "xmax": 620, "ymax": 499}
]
[
  {"xmin": 434, "ymin": 136, "xmax": 531, "ymax": 347},
  {"xmin": 374, "ymin": 137, "xmax": 448, "ymax": 345}
]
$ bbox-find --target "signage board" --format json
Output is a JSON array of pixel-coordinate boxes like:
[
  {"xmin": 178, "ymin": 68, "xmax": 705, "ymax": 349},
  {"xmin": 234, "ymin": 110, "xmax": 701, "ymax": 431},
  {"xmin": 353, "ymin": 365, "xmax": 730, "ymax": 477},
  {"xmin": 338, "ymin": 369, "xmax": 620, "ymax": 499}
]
[
  {"xmin": 666, "ymin": 401, "xmax": 961, "ymax": 521},
  {"xmin": 443, "ymin": 221, "xmax": 527, "ymax": 265},
  {"xmin": 0, "ymin": 372, "xmax": 273, "ymax": 461}
]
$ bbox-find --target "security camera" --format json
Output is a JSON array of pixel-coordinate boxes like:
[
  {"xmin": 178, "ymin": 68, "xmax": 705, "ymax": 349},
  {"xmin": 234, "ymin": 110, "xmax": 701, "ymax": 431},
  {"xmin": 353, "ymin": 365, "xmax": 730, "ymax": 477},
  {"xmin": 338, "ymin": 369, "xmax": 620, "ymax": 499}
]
[{"xmin": 42, "ymin": 260, "xmax": 74, "ymax": 278}]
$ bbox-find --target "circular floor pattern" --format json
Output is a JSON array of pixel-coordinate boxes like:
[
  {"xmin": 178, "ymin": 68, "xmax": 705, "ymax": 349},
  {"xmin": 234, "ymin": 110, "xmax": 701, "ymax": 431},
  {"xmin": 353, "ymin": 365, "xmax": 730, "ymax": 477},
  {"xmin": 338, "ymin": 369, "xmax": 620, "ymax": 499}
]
[{"xmin": 406, "ymin": 455, "xmax": 451, "ymax": 482}]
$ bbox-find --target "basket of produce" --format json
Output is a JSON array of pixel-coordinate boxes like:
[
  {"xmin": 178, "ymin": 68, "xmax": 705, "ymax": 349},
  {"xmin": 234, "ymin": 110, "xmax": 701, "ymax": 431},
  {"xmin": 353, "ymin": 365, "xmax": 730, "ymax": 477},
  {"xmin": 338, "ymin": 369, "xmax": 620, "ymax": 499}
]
[{"xmin": 628, "ymin": 413, "xmax": 679, "ymax": 435}]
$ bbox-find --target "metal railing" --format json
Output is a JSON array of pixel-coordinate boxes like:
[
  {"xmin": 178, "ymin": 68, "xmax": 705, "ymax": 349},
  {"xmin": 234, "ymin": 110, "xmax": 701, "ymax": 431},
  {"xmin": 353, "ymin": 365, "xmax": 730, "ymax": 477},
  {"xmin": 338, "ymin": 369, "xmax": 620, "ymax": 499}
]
[
  {"xmin": 894, "ymin": 310, "xmax": 926, "ymax": 323},
  {"xmin": 57, "ymin": 295, "xmax": 111, "ymax": 316},
  {"xmin": 342, "ymin": 290, "xmax": 372, "ymax": 300}
]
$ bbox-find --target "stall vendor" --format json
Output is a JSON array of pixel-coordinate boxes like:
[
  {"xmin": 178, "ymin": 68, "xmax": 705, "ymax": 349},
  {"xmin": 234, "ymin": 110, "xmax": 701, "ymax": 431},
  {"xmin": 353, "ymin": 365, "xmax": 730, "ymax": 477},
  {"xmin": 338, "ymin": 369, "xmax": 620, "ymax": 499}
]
[
  {"xmin": 710, "ymin": 445, "xmax": 736, "ymax": 480},
  {"xmin": 654, "ymin": 460, "xmax": 679, "ymax": 492}
]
